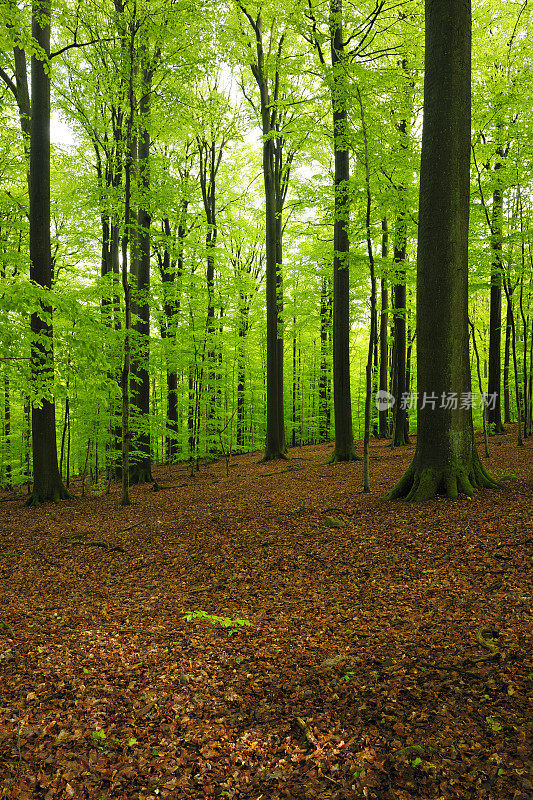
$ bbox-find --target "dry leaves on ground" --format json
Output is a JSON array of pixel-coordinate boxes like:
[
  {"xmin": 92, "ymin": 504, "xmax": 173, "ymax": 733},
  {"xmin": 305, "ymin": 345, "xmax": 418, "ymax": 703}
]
[{"xmin": 0, "ymin": 427, "xmax": 532, "ymax": 799}]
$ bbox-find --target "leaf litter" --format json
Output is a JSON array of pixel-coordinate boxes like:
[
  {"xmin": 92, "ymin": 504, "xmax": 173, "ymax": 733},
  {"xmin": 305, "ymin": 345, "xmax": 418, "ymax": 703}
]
[{"xmin": 0, "ymin": 427, "xmax": 531, "ymax": 799}]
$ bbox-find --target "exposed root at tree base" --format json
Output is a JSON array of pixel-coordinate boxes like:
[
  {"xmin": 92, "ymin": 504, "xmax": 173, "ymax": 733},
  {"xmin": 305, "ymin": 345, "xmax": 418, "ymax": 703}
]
[
  {"xmin": 24, "ymin": 483, "xmax": 73, "ymax": 507},
  {"xmin": 391, "ymin": 433, "xmax": 410, "ymax": 448},
  {"xmin": 328, "ymin": 451, "xmax": 362, "ymax": 464},
  {"xmin": 129, "ymin": 467, "xmax": 153, "ymax": 486},
  {"xmin": 259, "ymin": 452, "xmax": 288, "ymax": 463},
  {"xmin": 388, "ymin": 456, "xmax": 500, "ymax": 501}
]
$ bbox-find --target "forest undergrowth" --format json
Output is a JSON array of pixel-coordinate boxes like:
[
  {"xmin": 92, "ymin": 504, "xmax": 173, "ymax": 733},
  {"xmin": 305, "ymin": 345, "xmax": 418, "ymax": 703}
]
[{"xmin": 0, "ymin": 427, "xmax": 531, "ymax": 800}]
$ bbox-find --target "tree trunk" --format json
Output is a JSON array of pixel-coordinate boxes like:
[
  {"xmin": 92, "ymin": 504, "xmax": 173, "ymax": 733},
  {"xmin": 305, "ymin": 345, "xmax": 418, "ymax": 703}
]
[
  {"xmin": 3, "ymin": 370, "xmax": 11, "ymax": 488},
  {"xmin": 487, "ymin": 160, "xmax": 505, "ymax": 432},
  {"xmin": 390, "ymin": 118, "xmax": 410, "ymax": 447},
  {"xmin": 26, "ymin": 0, "xmax": 70, "ymax": 506},
  {"xmin": 238, "ymin": 7, "xmax": 286, "ymax": 460},
  {"xmin": 236, "ymin": 313, "xmax": 247, "ymax": 449},
  {"xmin": 129, "ymin": 60, "xmax": 153, "ymax": 484},
  {"xmin": 503, "ymin": 297, "xmax": 511, "ymax": 423},
  {"xmin": 357, "ymin": 85, "xmax": 377, "ymax": 492},
  {"xmin": 389, "ymin": 0, "xmax": 497, "ymax": 501},
  {"xmin": 329, "ymin": 0, "xmax": 357, "ymax": 462},
  {"xmin": 503, "ymin": 280, "xmax": 523, "ymax": 446},
  {"xmin": 518, "ymin": 276, "xmax": 529, "ymax": 438},
  {"xmin": 378, "ymin": 219, "xmax": 390, "ymax": 438},
  {"xmin": 275, "ymin": 213, "xmax": 286, "ymax": 452},
  {"xmin": 391, "ymin": 270, "xmax": 410, "ymax": 446},
  {"xmin": 319, "ymin": 277, "xmax": 332, "ymax": 441}
]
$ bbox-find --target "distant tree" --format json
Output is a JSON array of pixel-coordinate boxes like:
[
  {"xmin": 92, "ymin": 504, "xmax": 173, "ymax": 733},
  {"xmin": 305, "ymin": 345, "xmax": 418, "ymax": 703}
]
[
  {"xmin": 237, "ymin": 3, "xmax": 294, "ymax": 460},
  {"xmin": 389, "ymin": 0, "xmax": 498, "ymax": 501}
]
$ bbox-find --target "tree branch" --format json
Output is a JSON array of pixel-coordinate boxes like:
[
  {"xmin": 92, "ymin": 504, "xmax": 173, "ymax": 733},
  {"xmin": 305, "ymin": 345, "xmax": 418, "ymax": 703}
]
[{"xmin": 51, "ymin": 37, "xmax": 115, "ymax": 59}]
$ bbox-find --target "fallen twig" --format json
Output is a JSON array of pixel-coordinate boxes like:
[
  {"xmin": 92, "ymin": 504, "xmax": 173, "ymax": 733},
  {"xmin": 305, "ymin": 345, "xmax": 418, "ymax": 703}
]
[
  {"xmin": 0, "ymin": 620, "xmax": 15, "ymax": 638},
  {"xmin": 293, "ymin": 711, "xmax": 319, "ymax": 749},
  {"xmin": 463, "ymin": 626, "xmax": 502, "ymax": 664},
  {"xmin": 259, "ymin": 466, "xmax": 303, "ymax": 477}
]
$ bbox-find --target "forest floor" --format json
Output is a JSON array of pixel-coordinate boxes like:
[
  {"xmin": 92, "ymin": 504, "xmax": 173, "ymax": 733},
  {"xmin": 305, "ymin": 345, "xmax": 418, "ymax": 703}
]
[{"xmin": 0, "ymin": 426, "xmax": 532, "ymax": 800}]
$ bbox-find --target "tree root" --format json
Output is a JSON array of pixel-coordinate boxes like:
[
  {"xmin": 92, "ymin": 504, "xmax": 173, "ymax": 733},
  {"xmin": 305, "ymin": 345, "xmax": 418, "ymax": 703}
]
[
  {"xmin": 129, "ymin": 466, "xmax": 153, "ymax": 486},
  {"xmin": 388, "ymin": 454, "xmax": 500, "ymax": 501},
  {"xmin": 259, "ymin": 452, "xmax": 288, "ymax": 463},
  {"xmin": 24, "ymin": 483, "xmax": 73, "ymax": 507},
  {"xmin": 328, "ymin": 450, "xmax": 361, "ymax": 464}
]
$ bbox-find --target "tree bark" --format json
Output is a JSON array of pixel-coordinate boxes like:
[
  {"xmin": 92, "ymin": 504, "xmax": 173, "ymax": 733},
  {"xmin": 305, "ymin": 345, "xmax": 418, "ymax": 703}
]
[
  {"xmin": 503, "ymin": 297, "xmax": 511, "ymax": 423},
  {"xmin": 329, "ymin": 0, "xmax": 357, "ymax": 462},
  {"xmin": 389, "ymin": 0, "xmax": 497, "ymax": 501},
  {"xmin": 378, "ymin": 219, "xmax": 390, "ymax": 438},
  {"xmin": 129, "ymin": 57, "xmax": 153, "ymax": 484},
  {"xmin": 390, "ymin": 116, "xmax": 410, "ymax": 447},
  {"xmin": 487, "ymin": 157, "xmax": 505, "ymax": 432},
  {"xmin": 319, "ymin": 277, "xmax": 332, "ymax": 441},
  {"xmin": 26, "ymin": 0, "xmax": 70, "ymax": 506},
  {"xmin": 238, "ymin": 7, "xmax": 286, "ymax": 460}
]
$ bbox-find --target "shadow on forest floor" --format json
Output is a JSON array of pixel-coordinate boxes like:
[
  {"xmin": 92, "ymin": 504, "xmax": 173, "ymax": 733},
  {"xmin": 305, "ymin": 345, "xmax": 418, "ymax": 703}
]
[{"xmin": 0, "ymin": 427, "xmax": 532, "ymax": 799}]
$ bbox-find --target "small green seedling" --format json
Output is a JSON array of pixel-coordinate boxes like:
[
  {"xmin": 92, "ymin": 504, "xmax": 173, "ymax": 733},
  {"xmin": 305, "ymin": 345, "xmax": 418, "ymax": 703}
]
[
  {"xmin": 486, "ymin": 716, "xmax": 502, "ymax": 732},
  {"xmin": 92, "ymin": 730, "xmax": 106, "ymax": 747},
  {"xmin": 183, "ymin": 609, "xmax": 251, "ymax": 634}
]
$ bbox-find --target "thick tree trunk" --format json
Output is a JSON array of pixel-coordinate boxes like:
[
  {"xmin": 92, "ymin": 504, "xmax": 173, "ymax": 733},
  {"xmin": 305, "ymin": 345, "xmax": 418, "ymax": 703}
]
[
  {"xmin": 275, "ymin": 215, "xmax": 286, "ymax": 453},
  {"xmin": 26, "ymin": 0, "xmax": 70, "ymax": 506},
  {"xmin": 262, "ymin": 130, "xmax": 283, "ymax": 459},
  {"xmin": 389, "ymin": 0, "xmax": 497, "ymax": 501},
  {"xmin": 329, "ymin": 0, "xmax": 357, "ymax": 462},
  {"xmin": 239, "ymin": 7, "xmax": 287, "ymax": 460}
]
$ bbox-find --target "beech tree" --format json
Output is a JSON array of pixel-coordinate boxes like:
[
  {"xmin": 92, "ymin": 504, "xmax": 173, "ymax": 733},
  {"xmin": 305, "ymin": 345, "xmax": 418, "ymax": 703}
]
[
  {"xmin": 389, "ymin": 0, "xmax": 498, "ymax": 501},
  {"xmin": 0, "ymin": 0, "xmax": 530, "ymax": 499},
  {"xmin": 27, "ymin": 0, "xmax": 70, "ymax": 505},
  {"xmin": 237, "ymin": 2, "xmax": 295, "ymax": 460}
]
